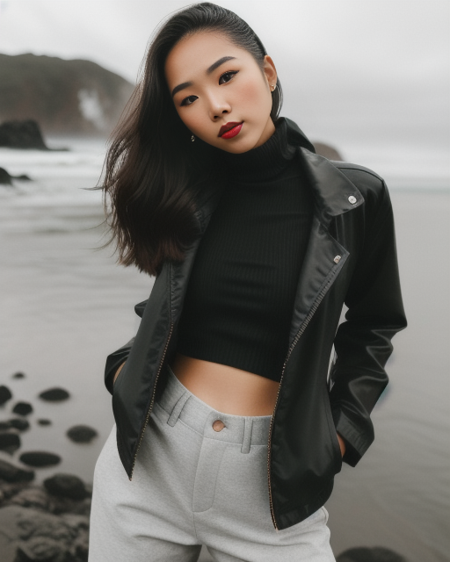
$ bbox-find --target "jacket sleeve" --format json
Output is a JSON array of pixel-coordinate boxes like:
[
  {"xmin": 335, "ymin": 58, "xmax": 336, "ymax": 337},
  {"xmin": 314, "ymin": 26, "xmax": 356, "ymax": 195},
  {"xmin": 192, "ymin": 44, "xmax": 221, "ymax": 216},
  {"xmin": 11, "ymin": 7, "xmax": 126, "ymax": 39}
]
[
  {"xmin": 329, "ymin": 180, "xmax": 407, "ymax": 466},
  {"xmin": 104, "ymin": 299, "xmax": 148, "ymax": 395}
]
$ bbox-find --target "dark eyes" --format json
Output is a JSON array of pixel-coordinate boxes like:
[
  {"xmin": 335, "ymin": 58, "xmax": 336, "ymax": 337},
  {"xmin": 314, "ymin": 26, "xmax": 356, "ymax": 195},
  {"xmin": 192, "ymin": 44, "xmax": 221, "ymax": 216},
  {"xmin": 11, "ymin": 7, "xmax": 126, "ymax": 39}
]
[
  {"xmin": 180, "ymin": 96, "xmax": 197, "ymax": 107},
  {"xmin": 180, "ymin": 70, "xmax": 239, "ymax": 106},
  {"xmin": 219, "ymin": 70, "xmax": 238, "ymax": 84}
]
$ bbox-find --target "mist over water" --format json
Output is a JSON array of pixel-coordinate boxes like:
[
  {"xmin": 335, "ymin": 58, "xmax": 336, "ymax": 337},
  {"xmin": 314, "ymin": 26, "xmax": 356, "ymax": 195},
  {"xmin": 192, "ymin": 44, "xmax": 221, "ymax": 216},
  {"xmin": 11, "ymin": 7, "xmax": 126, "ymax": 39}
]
[{"xmin": 0, "ymin": 139, "xmax": 449, "ymax": 561}]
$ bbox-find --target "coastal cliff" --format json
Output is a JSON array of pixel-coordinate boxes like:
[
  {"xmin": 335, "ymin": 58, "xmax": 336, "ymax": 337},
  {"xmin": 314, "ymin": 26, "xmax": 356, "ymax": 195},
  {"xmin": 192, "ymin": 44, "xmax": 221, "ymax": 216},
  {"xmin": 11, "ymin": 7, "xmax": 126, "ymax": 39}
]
[{"xmin": 0, "ymin": 53, "xmax": 134, "ymax": 136}]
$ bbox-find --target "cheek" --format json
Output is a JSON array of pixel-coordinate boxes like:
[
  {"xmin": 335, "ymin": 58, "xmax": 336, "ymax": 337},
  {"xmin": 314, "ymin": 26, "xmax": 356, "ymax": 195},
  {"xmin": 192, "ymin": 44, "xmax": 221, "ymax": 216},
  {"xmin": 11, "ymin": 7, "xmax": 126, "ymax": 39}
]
[{"xmin": 237, "ymin": 80, "xmax": 270, "ymax": 113}]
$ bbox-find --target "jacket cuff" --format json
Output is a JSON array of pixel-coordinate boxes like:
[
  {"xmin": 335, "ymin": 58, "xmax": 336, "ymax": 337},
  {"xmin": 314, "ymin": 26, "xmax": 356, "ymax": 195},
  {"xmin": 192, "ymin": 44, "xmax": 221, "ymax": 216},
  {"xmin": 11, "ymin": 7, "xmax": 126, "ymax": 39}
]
[{"xmin": 332, "ymin": 408, "xmax": 374, "ymax": 467}]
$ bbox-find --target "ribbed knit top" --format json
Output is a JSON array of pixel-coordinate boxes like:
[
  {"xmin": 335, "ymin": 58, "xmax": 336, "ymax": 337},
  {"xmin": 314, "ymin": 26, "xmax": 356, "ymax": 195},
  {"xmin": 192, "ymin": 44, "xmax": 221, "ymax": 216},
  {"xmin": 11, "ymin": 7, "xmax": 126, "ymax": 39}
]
[{"xmin": 176, "ymin": 119, "xmax": 314, "ymax": 381}]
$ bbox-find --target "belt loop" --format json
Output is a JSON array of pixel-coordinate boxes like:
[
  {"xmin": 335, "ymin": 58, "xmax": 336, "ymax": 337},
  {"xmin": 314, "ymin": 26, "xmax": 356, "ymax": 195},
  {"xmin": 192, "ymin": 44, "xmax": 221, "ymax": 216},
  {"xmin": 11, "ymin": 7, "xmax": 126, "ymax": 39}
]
[
  {"xmin": 167, "ymin": 392, "xmax": 189, "ymax": 427},
  {"xmin": 241, "ymin": 418, "xmax": 253, "ymax": 454}
]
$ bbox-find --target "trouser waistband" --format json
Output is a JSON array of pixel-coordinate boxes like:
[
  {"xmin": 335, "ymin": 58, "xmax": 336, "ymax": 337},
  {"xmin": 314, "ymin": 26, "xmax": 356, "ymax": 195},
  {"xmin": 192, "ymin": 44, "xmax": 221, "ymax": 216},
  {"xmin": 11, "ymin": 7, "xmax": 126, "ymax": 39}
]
[{"xmin": 156, "ymin": 364, "xmax": 272, "ymax": 454}]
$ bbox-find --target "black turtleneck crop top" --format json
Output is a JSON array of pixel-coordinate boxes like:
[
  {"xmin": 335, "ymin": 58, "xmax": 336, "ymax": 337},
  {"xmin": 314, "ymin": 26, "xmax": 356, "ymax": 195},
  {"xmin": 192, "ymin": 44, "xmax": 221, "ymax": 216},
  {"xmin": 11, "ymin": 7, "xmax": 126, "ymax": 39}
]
[{"xmin": 176, "ymin": 119, "xmax": 314, "ymax": 382}]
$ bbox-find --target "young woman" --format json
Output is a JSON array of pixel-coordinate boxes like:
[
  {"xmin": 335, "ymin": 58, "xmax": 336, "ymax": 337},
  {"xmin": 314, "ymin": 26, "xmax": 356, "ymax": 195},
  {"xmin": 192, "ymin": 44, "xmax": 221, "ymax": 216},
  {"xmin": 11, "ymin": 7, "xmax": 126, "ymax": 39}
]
[{"xmin": 89, "ymin": 3, "xmax": 406, "ymax": 561}]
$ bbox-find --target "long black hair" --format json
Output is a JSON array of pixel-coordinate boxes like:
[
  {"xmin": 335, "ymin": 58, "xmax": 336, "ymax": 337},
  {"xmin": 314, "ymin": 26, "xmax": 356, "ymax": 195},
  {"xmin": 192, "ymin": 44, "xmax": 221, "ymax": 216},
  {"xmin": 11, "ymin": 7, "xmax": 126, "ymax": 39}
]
[{"xmin": 103, "ymin": 2, "xmax": 283, "ymax": 276}]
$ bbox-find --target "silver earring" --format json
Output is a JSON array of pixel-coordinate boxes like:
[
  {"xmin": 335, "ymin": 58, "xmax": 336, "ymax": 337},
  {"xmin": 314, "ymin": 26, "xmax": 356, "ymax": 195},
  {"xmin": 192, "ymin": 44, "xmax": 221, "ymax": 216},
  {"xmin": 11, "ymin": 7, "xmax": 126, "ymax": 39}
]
[
  {"xmin": 191, "ymin": 134, "xmax": 195, "ymax": 142},
  {"xmin": 271, "ymin": 84, "xmax": 277, "ymax": 92}
]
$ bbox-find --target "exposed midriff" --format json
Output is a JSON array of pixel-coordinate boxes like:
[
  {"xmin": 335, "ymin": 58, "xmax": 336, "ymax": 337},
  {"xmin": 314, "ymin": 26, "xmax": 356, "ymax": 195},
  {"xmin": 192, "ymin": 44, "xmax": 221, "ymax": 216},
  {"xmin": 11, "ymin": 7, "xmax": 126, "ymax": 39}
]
[{"xmin": 170, "ymin": 352, "xmax": 279, "ymax": 416}]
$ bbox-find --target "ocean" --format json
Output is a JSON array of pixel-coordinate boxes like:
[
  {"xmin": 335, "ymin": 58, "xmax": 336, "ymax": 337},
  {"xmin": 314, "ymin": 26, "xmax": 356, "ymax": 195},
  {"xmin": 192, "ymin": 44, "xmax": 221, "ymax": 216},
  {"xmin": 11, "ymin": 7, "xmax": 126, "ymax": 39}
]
[{"xmin": 0, "ymin": 139, "xmax": 449, "ymax": 561}]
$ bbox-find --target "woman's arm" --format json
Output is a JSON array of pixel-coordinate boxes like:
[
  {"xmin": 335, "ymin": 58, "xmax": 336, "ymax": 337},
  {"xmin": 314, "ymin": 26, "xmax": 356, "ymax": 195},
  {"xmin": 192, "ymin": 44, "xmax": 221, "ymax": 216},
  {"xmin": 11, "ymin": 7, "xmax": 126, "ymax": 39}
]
[
  {"xmin": 330, "ymin": 179, "xmax": 407, "ymax": 466},
  {"xmin": 113, "ymin": 361, "xmax": 126, "ymax": 385},
  {"xmin": 337, "ymin": 433, "xmax": 346, "ymax": 457}
]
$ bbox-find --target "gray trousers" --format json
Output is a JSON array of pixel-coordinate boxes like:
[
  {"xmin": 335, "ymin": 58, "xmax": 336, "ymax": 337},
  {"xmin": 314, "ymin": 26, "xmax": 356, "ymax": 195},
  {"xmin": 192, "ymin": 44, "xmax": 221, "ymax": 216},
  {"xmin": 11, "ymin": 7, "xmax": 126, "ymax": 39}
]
[{"xmin": 89, "ymin": 365, "xmax": 335, "ymax": 561}]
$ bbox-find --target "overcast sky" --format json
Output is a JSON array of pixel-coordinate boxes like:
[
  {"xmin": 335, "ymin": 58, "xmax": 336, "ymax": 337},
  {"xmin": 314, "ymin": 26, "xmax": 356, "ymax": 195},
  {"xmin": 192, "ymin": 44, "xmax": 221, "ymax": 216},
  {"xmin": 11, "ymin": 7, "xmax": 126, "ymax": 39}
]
[{"xmin": 1, "ymin": 0, "xmax": 449, "ymax": 181}]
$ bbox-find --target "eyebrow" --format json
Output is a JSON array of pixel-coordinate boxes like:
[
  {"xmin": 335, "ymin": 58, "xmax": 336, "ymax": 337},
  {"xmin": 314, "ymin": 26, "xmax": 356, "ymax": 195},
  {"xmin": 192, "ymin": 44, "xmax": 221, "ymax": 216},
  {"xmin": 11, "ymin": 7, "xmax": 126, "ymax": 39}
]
[{"xmin": 171, "ymin": 56, "xmax": 237, "ymax": 97}]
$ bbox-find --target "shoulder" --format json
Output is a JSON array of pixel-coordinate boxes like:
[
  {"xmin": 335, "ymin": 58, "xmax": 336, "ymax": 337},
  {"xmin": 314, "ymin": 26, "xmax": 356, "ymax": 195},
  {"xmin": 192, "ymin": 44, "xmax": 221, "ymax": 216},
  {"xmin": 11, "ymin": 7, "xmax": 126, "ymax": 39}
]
[
  {"xmin": 331, "ymin": 160, "xmax": 392, "ymax": 219},
  {"xmin": 333, "ymin": 161, "xmax": 386, "ymax": 194}
]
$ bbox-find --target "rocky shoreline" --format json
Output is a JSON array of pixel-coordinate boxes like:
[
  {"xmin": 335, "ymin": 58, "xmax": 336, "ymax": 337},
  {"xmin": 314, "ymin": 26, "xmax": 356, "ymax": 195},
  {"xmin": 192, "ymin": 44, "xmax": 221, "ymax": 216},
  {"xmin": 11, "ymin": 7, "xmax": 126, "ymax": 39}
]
[
  {"xmin": 0, "ymin": 376, "xmax": 97, "ymax": 561},
  {"xmin": 0, "ymin": 471, "xmax": 91, "ymax": 562}
]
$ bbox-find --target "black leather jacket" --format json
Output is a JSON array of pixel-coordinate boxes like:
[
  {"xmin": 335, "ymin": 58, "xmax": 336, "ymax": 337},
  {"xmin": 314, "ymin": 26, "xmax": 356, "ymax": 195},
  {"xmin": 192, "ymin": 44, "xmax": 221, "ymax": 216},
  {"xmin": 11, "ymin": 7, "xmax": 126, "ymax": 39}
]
[{"xmin": 104, "ymin": 119, "xmax": 406, "ymax": 531}]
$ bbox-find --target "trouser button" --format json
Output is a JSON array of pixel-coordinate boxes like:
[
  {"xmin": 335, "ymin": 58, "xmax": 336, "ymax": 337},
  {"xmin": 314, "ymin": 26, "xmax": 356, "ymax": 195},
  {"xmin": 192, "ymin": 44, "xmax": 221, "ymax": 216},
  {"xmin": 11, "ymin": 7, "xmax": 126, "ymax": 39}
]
[{"xmin": 212, "ymin": 420, "xmax": 225, "ymax": 432}]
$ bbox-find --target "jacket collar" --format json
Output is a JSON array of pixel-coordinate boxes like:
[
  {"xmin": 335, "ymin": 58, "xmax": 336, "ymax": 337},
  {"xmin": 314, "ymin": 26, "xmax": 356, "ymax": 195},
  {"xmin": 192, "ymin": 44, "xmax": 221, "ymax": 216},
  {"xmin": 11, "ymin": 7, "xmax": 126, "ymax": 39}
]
[
  {"xmin": 195, "ymin": 117, "xmax": 364, "ymax": 230},
  {"xmin": 284, "ymin": 118, "xmax": 364, "ymax": 225}
]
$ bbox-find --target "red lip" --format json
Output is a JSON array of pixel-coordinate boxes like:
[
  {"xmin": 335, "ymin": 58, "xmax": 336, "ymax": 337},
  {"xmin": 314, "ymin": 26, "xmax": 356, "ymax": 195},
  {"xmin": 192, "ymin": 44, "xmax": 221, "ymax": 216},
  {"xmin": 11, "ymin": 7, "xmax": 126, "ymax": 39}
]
[{"xmin": 218, "ymin": 122, "xmax": 243, "ymax": 139}]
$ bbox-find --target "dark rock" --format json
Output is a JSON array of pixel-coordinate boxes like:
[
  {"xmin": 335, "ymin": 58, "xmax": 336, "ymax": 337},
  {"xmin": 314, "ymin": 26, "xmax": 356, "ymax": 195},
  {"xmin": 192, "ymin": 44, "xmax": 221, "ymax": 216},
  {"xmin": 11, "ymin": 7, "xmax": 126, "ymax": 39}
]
[
  {"xmin": 61, "ymin": 496, "xmax": 91, "ymax": 517},
  {"xmin": 9, "ymin": 485, "xmax": 51, "ymax": 511},
  {"xmin": 0, "ymin": 459, "xmax": 34, "ymax": 482},
  {"xmin": 38, "ymin": 388, "xmax": 70, "ymax": 402},
  {"xmin": 336, "ymin": 546, "xmax": 407, "ymax": 562},
  {"xmin": 46, "ymin": 494, "xmax": 87, "ymax": 516},
  {"xmin": 15, "ymin": 536, "xmax": 65, "ymax": 562},
  {"xmin": 19, "ymin": 452, "xmax": 61, "ymax": 468},
  {"xmin": 0, "ymin": 421, "xmax": 11, "ymax": 430},
  {"xmin": 9, "ymin": 418, "xmax": 30, "ymax": 431},
  {"xmin": 0, "ymin": 431, "xmax": 21, "ymax": 454},
  {"xmin": 0, "ymin": 384, "xmax": 13, "ymax": 405},
  {"xmin": 66, "ymin": 425, "xmax": 98, "ymax": 443},
  {"xmin": 0, "ymin": 168, "xmax": 32, "ymax": 186},
  {"xmin": 0, "ymin": 166, "xmax": 13, "ymax": 185},
  {"xmin": 12, "ymin": 372, "xmax": 26, "ymax": 379},
  {"xmin": 43, "ymin": 474, "xmax": 87, "ymax": 501},
  {"xmin": 312, "ymin": 141, "xmax": 344, "ymax": 161},
  {"xmin": 12, "ymin": 402, "xmax": 33, "ymax": 416},
  {"xmin": 0, "ymin": 481, "xmax": 31, "ymax": 506},
  {"xmin": 0, "ymin": 505, "xmax": 89, "ymax": 562},
  {"xmin": 37, "ymin": 419, "xmax": 51, "ymax": 426},
  {"xmin": 0, "ymin": 120, "xmax": 48, "ymax": 150}
]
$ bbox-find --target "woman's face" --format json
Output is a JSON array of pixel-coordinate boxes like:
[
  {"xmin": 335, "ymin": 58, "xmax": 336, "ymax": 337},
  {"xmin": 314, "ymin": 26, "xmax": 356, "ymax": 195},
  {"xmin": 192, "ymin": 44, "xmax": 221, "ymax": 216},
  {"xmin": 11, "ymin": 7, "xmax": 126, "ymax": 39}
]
[{"xmin": 165, "ymin": 31, "xmax": 277, "ymax": 153}]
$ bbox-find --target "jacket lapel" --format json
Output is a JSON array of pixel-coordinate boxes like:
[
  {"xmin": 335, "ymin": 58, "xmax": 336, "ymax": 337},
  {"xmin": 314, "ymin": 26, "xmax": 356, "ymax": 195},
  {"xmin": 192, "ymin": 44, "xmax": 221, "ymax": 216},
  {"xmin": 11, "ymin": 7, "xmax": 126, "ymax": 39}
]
[{"xmin": 286, "ymin": 147, "xmax": 364, "ymax": 344}]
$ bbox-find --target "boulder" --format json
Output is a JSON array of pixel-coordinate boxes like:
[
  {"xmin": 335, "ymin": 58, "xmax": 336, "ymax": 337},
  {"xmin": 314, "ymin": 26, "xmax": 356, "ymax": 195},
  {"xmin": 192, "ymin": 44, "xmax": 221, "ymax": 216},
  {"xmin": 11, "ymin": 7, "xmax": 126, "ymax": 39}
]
[
  {"xmin": 12, "ymin": 402, "xmax": 33, "ymax": 416},
  {"xmin": 0, "ymin": 385, "xmax": 13, "ymax": 405},
  {"xmin": 9, "ymin": 485, "xmax": 52, "ymax": 511},
  {"xmin": 0, "ymin": 431, "xmax": 21, "ymax": 454},
  {"xmin": 15, "ymin": 536, "xmax": 65, "ymax": 562},
  {"xmin": 43, "ymin": 474, "xmax": 87, "ymax": 501},
  {"xmin": 0, "ymin": 168, "xmax": 31, "ymax": 185},
  {"xmin": 0, "ymin": 505, "xmax": 89, "ymax": 562},
  {"xmin": 0, "ymin": 166, "xmax": 13, "ymax": 185},
  {"xmin": 38, "ymin": 388, "xmax": 70, "ymax": 402},
  {"xmin": 66, "ymin": 425, "xmax": 98, "ymax": 443},
  {"xmin": 0, "ymin": 120, "xmax": 48, "ymax": 150},
  {"xmin": 19, "ymin": 452, "xmax": 61, "ymax": 468},
  {"xmin": 9, "ymin": 418, "xmax": 30, "ymax": 431},
  {"xmin": 12, "ymin": 372, "xmax": 26, "ymax": 379},
  {"xmin": 0, "ymin": 459, "xmax": 34, "ymax": 483},
  {"xmin": 37, "ymin": 419, "xmax": 52, "ymax": 427},
  {"xmin": 312, "ymin": 141, "xmax": 344, "ymax": 161}
]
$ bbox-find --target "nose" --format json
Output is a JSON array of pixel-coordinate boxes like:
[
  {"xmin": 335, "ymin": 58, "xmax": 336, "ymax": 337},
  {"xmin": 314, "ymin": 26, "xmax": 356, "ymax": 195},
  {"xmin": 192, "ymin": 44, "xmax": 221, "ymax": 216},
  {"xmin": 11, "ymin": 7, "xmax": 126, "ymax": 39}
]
[{"xmin": 207, "ymin": 94, "xmax": 231, "ymax": 120}]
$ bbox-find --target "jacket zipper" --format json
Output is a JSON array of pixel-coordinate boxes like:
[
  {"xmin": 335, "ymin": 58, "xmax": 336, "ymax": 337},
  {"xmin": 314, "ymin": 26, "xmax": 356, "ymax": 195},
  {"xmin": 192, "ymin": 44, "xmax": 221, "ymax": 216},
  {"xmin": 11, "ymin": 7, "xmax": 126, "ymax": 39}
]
[
  {"xmin": 267, "ymin": 266, "xmax": 341, "ymax": 530},
  {"xmin": 129, "ymin": 322, "xmax": 174, "ymax": 480}
]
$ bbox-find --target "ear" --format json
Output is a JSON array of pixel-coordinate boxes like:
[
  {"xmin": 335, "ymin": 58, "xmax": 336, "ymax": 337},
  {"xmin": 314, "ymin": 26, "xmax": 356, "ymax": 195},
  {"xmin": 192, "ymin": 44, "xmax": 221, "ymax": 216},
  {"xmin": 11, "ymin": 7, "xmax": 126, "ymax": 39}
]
[{"xmin": 262, "ymin": 55, "xmax": 277, "ymax": 88}]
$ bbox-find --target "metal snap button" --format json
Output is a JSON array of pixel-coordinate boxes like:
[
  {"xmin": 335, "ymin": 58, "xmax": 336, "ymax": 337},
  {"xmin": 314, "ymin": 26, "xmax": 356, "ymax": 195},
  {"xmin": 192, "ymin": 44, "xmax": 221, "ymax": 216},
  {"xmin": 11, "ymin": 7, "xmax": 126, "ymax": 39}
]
[
  {"xmin": 212, "ymin": 420, "xmax": 225, "ymax": 432},
  {"xmin": 348, "ymin": 195, "xmax": 357, "ymax": 204}
]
